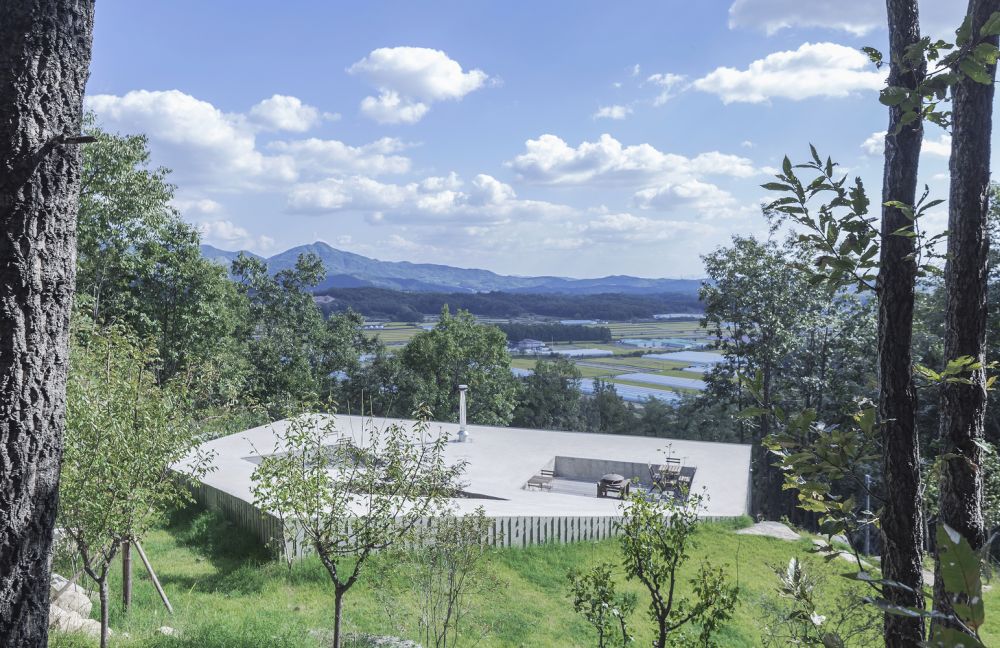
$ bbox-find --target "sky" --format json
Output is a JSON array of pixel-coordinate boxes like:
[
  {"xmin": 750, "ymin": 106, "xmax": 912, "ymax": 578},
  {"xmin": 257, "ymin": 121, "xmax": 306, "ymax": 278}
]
[{"xmin": 87, "ymin": 0, "xmax": 973, "ymax": 279}]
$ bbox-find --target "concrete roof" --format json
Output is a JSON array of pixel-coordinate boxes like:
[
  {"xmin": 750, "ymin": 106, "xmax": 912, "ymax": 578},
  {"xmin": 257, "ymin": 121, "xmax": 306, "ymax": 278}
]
[{"xmin": 178, "ymin": 415, "xmax": 751, "ymax": 518}]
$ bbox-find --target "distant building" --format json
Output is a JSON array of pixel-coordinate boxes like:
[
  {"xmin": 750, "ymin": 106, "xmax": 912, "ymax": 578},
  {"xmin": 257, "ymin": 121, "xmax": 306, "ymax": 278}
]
[
  {"xmin": 652, "ymin": 313, "xmax": 701, "ymax": 320},
  {"xmin": 618, "ymin": 338, "xmax": 695, "ymax": 349},
  {"xmin": 362, "ymin": 323, "xmax": 385, "ymax": 330},
  {"xmin": 510, "ymin": 338, "xmax": 550, "ymax": 354},
  {"xmin": 560, "ymin": 319, "xmax": 599, "ymax": 325}
]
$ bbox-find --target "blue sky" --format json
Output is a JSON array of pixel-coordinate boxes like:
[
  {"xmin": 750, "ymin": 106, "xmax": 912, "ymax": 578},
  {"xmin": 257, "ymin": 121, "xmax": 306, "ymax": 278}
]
[{"xmin": 87, "ymin": 0, "xmax": 970, "ymax": 278}]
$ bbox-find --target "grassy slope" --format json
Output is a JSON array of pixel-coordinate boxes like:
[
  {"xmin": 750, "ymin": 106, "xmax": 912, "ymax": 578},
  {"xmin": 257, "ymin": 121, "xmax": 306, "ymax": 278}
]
[{"xmin": 52, "ymin": 507, "xmax": 1000, "ymax": 648}]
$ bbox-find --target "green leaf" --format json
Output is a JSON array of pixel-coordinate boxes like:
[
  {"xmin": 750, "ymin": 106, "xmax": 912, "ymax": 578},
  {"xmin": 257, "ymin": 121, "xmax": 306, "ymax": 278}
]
[
  {"xmin": 980, "ymin": 11, "xmax": 1000, "ymax": 37},
  {"xmin": 936, "ymin": 523, "xmax": 985, "ymax": 631},
  {"xmin": 960, "ymin": 57, "xmax": 993, "ymax": 85},
  {"xmin": 879, "ymin": 86, "xmax": 909, "ymax": 106}
]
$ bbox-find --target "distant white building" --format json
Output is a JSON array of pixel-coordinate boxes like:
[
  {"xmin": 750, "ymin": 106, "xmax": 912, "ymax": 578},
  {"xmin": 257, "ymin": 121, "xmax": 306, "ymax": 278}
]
[
  {"xmin": 510, "ymin": 338, "xmax": 550, "ymax": 355},
  {"xmin": 653, "ymin": 313, "xmax": 701, "ymax": 320}
]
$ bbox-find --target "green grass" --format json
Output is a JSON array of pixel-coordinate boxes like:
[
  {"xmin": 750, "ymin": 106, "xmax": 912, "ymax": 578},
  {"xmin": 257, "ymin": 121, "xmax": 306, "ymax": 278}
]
[{"xmin": 53, "ymin": 506, "xmax": 1000, "ymax": 648}]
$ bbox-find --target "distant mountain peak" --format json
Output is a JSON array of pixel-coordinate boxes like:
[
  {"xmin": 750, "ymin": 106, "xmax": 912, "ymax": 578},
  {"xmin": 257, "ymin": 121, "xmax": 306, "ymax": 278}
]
[{"xmin": 201, "ymin": 242, "xmax": 702, "ymax": 296}]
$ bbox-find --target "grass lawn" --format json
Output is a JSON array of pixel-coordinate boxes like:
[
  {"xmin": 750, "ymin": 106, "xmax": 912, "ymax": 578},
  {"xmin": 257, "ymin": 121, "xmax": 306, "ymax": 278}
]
[{"xmin": 53, "ymin": 506, "xmax": 1000, "ymax": 648}]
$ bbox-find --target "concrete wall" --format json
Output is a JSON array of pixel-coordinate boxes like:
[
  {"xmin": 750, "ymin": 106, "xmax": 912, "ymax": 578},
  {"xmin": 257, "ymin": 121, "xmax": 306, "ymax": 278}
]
[
  {"xmin": 553, "ymin": 456, "xmax": 659, "ymax": 488},
  {"xmin": 188, "ymin": 479, "xmax": 731, "ymax": 561}
]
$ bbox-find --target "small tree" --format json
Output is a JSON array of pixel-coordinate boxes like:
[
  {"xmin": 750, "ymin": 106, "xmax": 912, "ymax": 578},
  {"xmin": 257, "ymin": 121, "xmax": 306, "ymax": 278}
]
[
  {"xmin": 251, "ymin": 406, "xmax": 464, "ymax": 648},
  {"xmin": 567, "ymin": 562, "xmax": 636, "ymax": 648},
  {"xmin": 409, "ymin": 507, "xmax": 502, "ymax": 648},
  {"xmin": 618, "ymin": 491, "xmax": 738, "ymax": 648},
  {"xmin": 760, "ymin": 558, "xmax": 880, "ymax": 648},
  {"xmin": 59, "ymin": 321, "xmax": 214, "ymax": 648}
]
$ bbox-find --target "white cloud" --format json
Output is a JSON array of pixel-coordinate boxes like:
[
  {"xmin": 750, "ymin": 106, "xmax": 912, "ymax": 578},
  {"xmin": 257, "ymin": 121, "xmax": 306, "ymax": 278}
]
[
  {"xmin": 728, "ymin": 0, "xmax": 967, "ymax": 40},
  {"xmin": 359, "ymin": 91, "xmax": 429, "ymax": 125},
  {"xmin": 86, "ymin": 90, "xmax": 296, "ymax": 189},
  {"xmin": 646, "ymin": 73, "xmax": 687, "ymax": 106},
  {"xmin": 198, "ymin": 220, "xmax": 275, "ymax": 252},
  {"xmin": 249, "ymin": 94, "xmax": 322, "ymax": 132},
  {"xmin": 593, "ymin": 105, "xmax": 632, "ymax": 120},
  {"xmin": 172, "ymin": 197, "xmax": 222, "ymax": 215},
  {"xmin": 693, "ymin": 42, "xmax": 884, "ymax": 104},
  {"xmin": 862, "ymin": 130, "xmax": 952, "ymax": 157},
  {"xmin": 268, "ymin": 137, "xmax": 412, "ymax": 175},
  {"xmin": 582, "ymin": 212, "xmax": 720, "ymax": 243},
  {"xmin": 286, "ymin": 172, "xmax": 571, "ymax": 224},
  {"xmin": 508, "ymin": 133, "xmax": 758, "ymax": 185},
  {"xmin": 348, "ymin": 47, "xmax": 489, "ymax": 124},
  {"xmin": 633, "ymin": 179, "xmax": 740, "ymax": 216},
  {"xmin": 728, "ymin": 0, "xmax": 882, "ymax": 36}
]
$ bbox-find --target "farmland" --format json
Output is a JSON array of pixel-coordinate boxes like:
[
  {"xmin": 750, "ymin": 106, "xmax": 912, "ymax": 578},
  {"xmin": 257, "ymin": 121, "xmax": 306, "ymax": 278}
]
[{"xmin": 365, "ymin": 319, "xmax": 718, "ymax": 402}]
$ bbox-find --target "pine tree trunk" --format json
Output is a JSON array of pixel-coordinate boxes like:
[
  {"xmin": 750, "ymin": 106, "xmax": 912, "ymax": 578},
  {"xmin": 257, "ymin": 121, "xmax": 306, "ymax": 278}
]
[
  {"xmin": 878, "ymin": 1, "xmax": 926, "ymax": 646},
  {"xmin": 0, "ymin": 2, "xmax": 95, "ymax": 645},
  {"xmin": 934, "ymin": 0, "xmax": 999, "ymax": 630}
]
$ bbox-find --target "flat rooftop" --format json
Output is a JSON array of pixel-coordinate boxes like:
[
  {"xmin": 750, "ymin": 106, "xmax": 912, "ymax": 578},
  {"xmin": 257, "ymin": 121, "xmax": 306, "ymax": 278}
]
[{"xmin": 178, "ymin": 415, "xmax": 751, "ymax": 519}]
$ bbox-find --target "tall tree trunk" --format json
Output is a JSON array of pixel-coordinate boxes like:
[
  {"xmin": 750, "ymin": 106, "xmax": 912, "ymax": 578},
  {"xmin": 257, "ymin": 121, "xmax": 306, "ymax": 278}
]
[
  {"xmin": 935, "ymin": 0, "xmax": 1000, "ymax": 629},
  {"xmin": 0, "ymin": 1, "xmax": 95, "ymax": 644},
  {"xmin": 878, "ymin": 1, "xmax": 926, "ymax": 645}
]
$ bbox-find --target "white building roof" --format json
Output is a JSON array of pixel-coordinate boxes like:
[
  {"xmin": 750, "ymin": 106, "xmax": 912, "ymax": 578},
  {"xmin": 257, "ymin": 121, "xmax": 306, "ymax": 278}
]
[{"xmin": 177, "ymin": 415, "xmax": 751, "ymax": 519}]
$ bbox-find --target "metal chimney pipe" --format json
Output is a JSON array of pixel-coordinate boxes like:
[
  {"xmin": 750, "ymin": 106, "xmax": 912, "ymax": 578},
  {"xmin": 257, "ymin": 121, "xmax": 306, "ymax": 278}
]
[{"xmin": 458, "ymin": 384, "xmax": 468, "ymax": 442}]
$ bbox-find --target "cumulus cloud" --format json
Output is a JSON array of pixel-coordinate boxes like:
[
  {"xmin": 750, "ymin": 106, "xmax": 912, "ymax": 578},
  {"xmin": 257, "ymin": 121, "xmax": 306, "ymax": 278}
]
[
  {"xmin": 728, "ymin": 0, "xmax": 966, "ymax": 39},
  {"xmin": 348, "ymin": 47, "xmax": 489, "ymax": 124},
  {"xmin": 86, "ymin": 90, "xmax": 297, "ymax": 189},
  {"xmin": 198, "ymin": 219, "xmax": 275, "ymax": 252},
  {"xmin": 632, "ymin": 179, "xmax": 739, "ymax": 215},
  {"xmin": 593, "ymin": 105, "xmax": 632, "ymax": 120},
  {"xmin": 286, "ymin": 172, "xmax": 570, "ymax": 224},
  {"xmin": 692, "ymin": 42, "xmax": 884, "ymax": 104},
  {"xmin": 268, "ymin": 137, "xmax": 412, "ymax": 175},
  {"xmin": 172, "ymin": 197, "xmax": 222, "ymax": 215},
  {"xmin": 249, "ymin": 94, "xmax": 324, "ymax": 132},
  {"xmin": 507, "ymin": 133, "xmax": 757, "ymax": 185},
  {"xmin": 862, "ymin": 130, "xmax": 952, "ymax": 157},
  {"xmin": 728, "ymin": 0, "xmax": 881, "ymax": 36},
  {"xmin": 646, "ymin": 73, "xmax": 687, "ymax": 106}
]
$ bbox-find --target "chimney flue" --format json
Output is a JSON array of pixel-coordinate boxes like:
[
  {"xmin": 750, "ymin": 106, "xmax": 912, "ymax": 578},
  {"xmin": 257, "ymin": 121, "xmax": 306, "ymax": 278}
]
[{"xmin": 458, "ymin": 384, "xmax": 468, "ymax": 442}]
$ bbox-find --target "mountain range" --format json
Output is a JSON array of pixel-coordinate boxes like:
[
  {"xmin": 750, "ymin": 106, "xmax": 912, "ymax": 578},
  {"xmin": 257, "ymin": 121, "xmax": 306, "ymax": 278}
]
[{"xmin": 200, "ymin": 242, "xmax": 703, "ymax": 296}]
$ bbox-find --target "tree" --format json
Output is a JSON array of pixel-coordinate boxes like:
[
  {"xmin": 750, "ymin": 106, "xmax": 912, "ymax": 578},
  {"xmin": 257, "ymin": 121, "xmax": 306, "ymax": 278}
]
[
  {"xmin": 580, "ymin": 379, "xmax": 635, "ymax": 435},
  {"xmin": 77, "ymin": 120, "xmax": 249, "ymax": 387},
  {"xmin": 398, "ymin": 307, "xmax": 518, "ymax": 425},
  {"xmin": 233, "ymin": 252, "xmax": 367, "ymax": 414},
  {"xmin": 250, "ymin": 408, "xmax": 463, "ymax": 648},
  {"xmin": 567, "ymin": 562, "xmax": 636, "ymax": 648},
  {"xmin": 875, "ymin": 3, "xmax": 929, "ymax": 643},
  {"xmin": 0, "ymin": 2, "xmax": 96, "ymax": 644},
  {"xmin": 511, "ymin": 356, "xmax": 583, "ymax": 431},
  {"xmin": 701, "ymin": 236, "xmax": 814, "ymax": 519},
  {"xmin": 59, "ymin": 321, "xmax": 213, "ymax": 647},
  {"xmin": 409, "ymin": 508, "xmax": 502, "ymax": 648},
  {"xmin": 618, "ymin": 490, "xmax": 738, "ymax": 648},
  {"xmin": 935, "ymin": 0, "xmax": 1000, "ymax": 631}
]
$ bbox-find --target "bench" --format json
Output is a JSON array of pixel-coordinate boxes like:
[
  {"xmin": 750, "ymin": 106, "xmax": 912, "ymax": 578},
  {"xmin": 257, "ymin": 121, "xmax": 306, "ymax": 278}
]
[{"xmin": 526, "ymin": 469, "xmax": 555, "ymax": 491}]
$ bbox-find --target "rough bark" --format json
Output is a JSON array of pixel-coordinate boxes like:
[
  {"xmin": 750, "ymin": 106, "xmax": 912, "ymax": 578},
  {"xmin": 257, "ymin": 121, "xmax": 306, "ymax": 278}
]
[
  {"xmin": 0, "ymin": 1, "xmax": 95, "ymax": 645},
  {"xmin": 878, "ymin": 1, "xmax": 926, "ymax": 646},
  {"xmin": 935, "ymin": 0, "xmax": 999, "ymax": 628}
]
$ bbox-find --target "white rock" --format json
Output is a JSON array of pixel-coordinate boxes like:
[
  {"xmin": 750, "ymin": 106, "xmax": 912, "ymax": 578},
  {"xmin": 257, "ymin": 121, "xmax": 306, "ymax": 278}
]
[
  {"xmin": 50, "ymin": 574, "xmax": 92, "ymax": 618},
  {"xmin": 49, "ymin": 604, "xmax": 104, "ymax": 639},
  {"xmin": 735, "ymin": 521, "xmax": 802, "ymax": 541},
  {"xmin": 158, "ymin": 626, "xmax": 178, "ymax": 636}
]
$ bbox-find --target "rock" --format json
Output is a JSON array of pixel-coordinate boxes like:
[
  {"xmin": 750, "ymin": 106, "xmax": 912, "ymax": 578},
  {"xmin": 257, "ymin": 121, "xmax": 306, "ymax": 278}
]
[
  {"xmin": 49, "ymin": 604, "xmax": 104, "ymax": 639},
  {"xmin": 810, "ymin": 539, "xmax": 873, "ymax": 570},
  {"xmin": 158, "ymin": 626, "xmax": 178, "ymax": 637},
  {"xmin": 735, "ymin": 521, "xmax": 801, "ymax": 542},
  {"xmin": 50, "ymin": 574, "xmax": 92, "ymax": 618}
]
